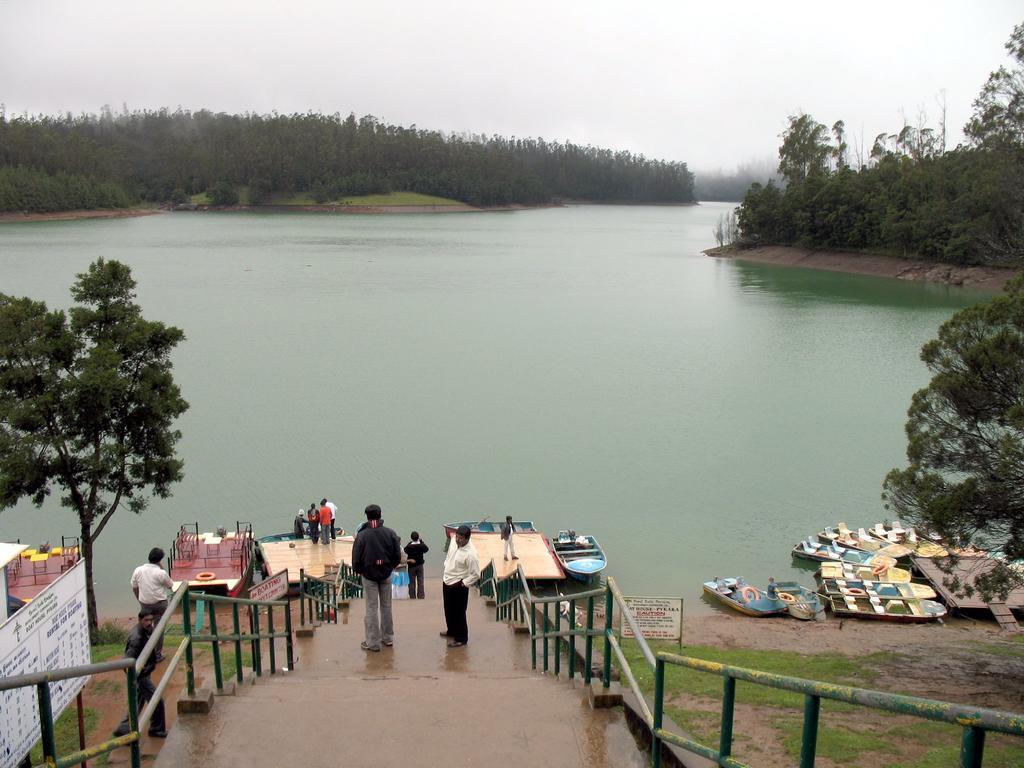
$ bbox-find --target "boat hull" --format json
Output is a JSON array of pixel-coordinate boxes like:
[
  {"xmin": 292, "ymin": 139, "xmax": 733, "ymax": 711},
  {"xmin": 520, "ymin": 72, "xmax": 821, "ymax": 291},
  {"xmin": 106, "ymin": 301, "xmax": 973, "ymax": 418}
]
[{"xmin": 702, "ymin": 579, "xmax": 789, "ymax": 617}]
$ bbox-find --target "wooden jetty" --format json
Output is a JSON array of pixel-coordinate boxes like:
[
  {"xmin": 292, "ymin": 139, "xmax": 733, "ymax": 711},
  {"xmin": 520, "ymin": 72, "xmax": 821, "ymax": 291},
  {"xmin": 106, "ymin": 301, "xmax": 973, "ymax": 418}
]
[
  {"xmin": 260, "ymin": 536, "xmax": 355, "ymax": 582},
  {"xmin": 468, "ymin": 531, "xmax": 565, "ymax": 581},
  {"xmin": 913, "ymin": 556, "xmax": 1024, "ymax": 631}
]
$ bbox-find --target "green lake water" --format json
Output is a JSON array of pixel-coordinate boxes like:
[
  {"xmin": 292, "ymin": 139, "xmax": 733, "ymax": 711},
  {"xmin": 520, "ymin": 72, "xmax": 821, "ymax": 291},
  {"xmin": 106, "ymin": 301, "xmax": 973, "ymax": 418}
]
[{"xmin": 0, "ymin": 204, "xmax": 989, "ymax": 616}]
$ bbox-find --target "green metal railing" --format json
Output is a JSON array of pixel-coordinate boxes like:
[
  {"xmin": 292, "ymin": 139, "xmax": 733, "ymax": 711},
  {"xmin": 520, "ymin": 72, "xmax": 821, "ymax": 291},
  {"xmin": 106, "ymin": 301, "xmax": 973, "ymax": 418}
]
[
  {"xmin": 483, "ymin": 567, "xmax": 1024, "ymax": 767},
  {"xmin": 298, "ymin": 564, "xmax": 361, "ymax": 626},
  {"xmin": 183, "ymin": 588, "xmax": 293, "ymax": 692},
  {"xmin": 2, "ymin": 582, "xmax": 295, "ymax": 768}
]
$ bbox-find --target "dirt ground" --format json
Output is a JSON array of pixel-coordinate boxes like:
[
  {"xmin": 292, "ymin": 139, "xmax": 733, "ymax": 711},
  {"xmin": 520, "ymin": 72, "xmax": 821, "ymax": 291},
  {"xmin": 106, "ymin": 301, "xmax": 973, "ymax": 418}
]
[
  {"xmin": 685, "ymin": 613, "xmax": 1024, "ymax": 710},
  {"xmin": 674, "ymin": 613, "xmax": 1024, "ymax": 768},
  {"xmin": 706, "ymin": 245, "xmax": 1019, "ymax": 292}
]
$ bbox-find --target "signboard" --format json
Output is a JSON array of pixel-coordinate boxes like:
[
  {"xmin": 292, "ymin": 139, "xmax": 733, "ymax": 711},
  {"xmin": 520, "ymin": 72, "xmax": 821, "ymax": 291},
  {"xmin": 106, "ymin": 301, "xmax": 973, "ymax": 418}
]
[
  {"xmin": 248, "ymin": 569, "xmax": 288, "ymax": 603},
  {"xmin": 620, "ymin": 596, "xmax": 684, "ymax": 642},
  {"xmin": 0, "ymin": 561, "xmax": 91, "ymax": 768}
]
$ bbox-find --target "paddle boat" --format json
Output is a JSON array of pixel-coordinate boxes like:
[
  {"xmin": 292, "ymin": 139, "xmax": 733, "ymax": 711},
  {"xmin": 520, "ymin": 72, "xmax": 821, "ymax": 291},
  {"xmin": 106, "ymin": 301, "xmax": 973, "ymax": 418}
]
[
  {"xmin": 817, "ymin": 561, "xmax": 912, "ymax": 583},
  {"xmin": 791, "ymin": 538, "xmax": 897, "ymax": 570},
  {"xmin": 3, "ymin": 537, "xmax": 81, "ymax": 604},
  {"xmin": 822, "ymin": 588, "xmax": 947, "ymax": 623},
  {"xmin": 817, "ymin": 577, "xmax": 936, "ymax": 601},
  {"xmin": 818, "ymin": 523, "xmax": 912, "ymax": 559},
  {"xmin": 552, "ymin": 531, "xmax": 607, "ymax": 584},
  {"xmin": 771, "ymin": 580, "xmax": 825, "ymax": 620},
  {"xmin": 169, "ymin": 522, "xmax": 256, "ymax": 597},
  {"xmin": 702, "ymin": 577, "xmax": 789, "ymax": 617}
]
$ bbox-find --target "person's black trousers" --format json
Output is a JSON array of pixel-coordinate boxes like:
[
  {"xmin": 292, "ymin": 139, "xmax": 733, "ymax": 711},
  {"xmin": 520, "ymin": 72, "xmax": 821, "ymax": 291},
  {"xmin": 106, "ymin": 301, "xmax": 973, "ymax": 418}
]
[
  {"xmin": 442, "ymin": 582, "xmax": 469, "ymax": 643},
  {"xmin": 114, "ymin": 674, "xmax": 166, "ymax": 736}
]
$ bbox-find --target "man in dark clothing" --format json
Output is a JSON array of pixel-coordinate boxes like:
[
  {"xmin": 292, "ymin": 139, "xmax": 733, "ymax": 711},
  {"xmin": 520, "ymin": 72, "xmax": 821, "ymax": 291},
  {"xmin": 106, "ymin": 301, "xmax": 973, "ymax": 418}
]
[
  {"xmin": 352, "ymin": 504, "xmax": 401, "ymax": 651},
  {"xmin": 113, "ymin": 610, "xmax": 167, "ymax": 738},
  {"xmin": 403, "ymin": 532, "xmax": 429, "ymax": 599}
]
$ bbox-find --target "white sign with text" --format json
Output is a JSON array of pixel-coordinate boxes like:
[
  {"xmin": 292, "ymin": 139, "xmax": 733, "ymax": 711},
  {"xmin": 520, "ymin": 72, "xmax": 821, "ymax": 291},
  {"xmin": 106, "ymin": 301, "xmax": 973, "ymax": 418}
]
[
  {"xmin": 619, "ymin": 596, "xmax": 684, "ymax": 641},
  {"xmin": 0, "ymin": 561, "xmax": 91, "ymax": 768},
  {"xmin": 248, "ymin": 569, "xmax": 289, "ymax": 603}
]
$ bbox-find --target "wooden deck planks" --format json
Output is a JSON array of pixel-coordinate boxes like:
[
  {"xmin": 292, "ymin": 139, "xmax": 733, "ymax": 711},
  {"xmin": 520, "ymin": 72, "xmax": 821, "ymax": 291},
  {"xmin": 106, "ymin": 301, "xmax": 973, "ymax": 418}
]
[
  {"xmin": 468, "ymin": 532, "xmax": 565, "ymax": 580},
  {"xmin": 261, "ymin": 536, "xmax": 354, "ymax": 582},
  {"xmin": 913, "ymin": 555, "xmax": 1024, "ymax": 618}
]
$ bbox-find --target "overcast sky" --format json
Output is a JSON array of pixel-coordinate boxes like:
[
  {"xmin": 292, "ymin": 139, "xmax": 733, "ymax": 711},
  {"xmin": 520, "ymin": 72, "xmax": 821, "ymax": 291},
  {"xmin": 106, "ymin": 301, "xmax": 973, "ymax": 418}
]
[{"xmin": 0, "ymin": 1, "xmax": 1020, "ymax": 172}]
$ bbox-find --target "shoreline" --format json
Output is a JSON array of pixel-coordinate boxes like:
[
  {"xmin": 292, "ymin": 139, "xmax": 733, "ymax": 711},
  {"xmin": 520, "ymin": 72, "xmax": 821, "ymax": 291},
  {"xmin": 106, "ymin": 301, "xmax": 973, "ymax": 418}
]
[
  {"xmin": 0, "ymin": 208, "xmax": 163, "ymax": 223},
  {"xmin": 706, "ymin": 244, "xmax": 1019, "ymax": 292}
]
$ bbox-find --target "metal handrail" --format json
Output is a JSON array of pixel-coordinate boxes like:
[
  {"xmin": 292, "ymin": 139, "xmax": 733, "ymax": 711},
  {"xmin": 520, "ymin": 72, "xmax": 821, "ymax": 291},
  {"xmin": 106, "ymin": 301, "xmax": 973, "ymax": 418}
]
[
  {"xmin": 651, "ymin": 652, "xmax": 1024, "ymax": 768},
  {"xmin": 5, "ymin": 583, "xmax": 297, "ymax": 768}
]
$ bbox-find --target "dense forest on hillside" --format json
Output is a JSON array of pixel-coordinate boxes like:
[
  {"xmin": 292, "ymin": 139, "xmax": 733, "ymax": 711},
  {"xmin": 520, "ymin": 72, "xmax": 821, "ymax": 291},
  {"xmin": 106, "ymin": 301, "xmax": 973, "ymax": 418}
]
[
  {"xmin": 733, "ymin": 23, "xmax": 1024, "ymax": 268},
  {"xmin": 0, "ymin": 109, "xmax": 694, "ymax": 211},
  {"xmin": 694, "ymin": 158, "xmax": 776, "ymax": 202}
]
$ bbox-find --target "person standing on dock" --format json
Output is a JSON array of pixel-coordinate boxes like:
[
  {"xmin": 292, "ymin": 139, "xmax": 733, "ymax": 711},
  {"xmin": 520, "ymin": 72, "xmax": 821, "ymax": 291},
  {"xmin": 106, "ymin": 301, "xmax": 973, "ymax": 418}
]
[
  {"xmin": 404, "ymin": 532, "xmax": 429, "ymax": 599},
  {"xmin": 441, "ymin": 524, "xmax": 480, "ymax": 648},
  {"xmin": 501, "ymin": 515, "xmax": 519, "ymax": 561},
  {"xmin": 323, "ymin": 497, "xmax": 338, "ymax": 539},
  {"xmin": 319, "ymin": 501, "xmax": 332, "ymax": 545},
  {"xmin": 130, "ymin": 547, "xmax": 173, "ymax": 659},
  {"xmin": 307, "ymin": 502, "xmax": 320, "ymax": 544},
  {"xmin": 352, "ymin": 504, "xmax": 401, "ymax": 652}
]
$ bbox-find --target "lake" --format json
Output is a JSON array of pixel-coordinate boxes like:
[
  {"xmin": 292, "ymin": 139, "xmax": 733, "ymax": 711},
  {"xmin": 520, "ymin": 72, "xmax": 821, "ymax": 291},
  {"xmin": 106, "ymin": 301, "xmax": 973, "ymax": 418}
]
[{"xmin": 0, "ymin": 204, "xmax": 988, "ymax": 616}]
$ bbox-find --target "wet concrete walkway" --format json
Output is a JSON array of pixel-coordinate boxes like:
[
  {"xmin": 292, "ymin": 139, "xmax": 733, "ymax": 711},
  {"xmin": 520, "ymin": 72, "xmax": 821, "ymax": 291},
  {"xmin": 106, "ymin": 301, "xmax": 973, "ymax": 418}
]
[{"xmin": 153, "ymin": 587, "xmax": 645, "ymax": 768}]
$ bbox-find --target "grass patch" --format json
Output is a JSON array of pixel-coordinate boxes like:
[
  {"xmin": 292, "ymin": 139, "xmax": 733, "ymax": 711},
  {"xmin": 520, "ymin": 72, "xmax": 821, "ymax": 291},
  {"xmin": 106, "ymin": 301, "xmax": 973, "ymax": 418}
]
[
  {"xmin": 621, "ymin": 640, "xmax": 887, "ymax": 709},
  {"xmin": 89, "ymin": 678, "xmax": 122, "ymax": 696},
  {"xmin": 774, "ymin": 715, "xmax": 892, "ymax": 764},
  {"xmin": 189, "ymin": 191, "xmax": 211, "ymax": 204},
  {"xmin": 28, "ymin": 706, "xmax": 99, "ymax": 764},
  {"xmin": 340, "ymin": 191, "xmax": 463, "ymax": 206},
  {"xmin": 94, "ymin": 620, "xmax": 128, "ymax": 646},
  {"xmin": 91, "ymin": 643, "xmax": 125, "ymax": 663},
  {"xmin": 970, "ymin": 639, "xmax": 1024, "ymax": 658}
]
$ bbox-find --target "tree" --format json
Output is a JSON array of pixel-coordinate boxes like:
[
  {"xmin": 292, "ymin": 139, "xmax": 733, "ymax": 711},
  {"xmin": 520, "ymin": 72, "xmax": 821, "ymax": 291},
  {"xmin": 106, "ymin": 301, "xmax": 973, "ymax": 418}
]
[
  {"xmin": 966, "ymin": 22, "xmax": 1024, "ymax": 149},
  {"xmin": 208, "ymin": 181, "xmax": 239, "ymax": 206},
  {"xmin": 0, "ymin": 259, "xmax": 188, "ymax": 638},
  {"xmin": 883, "ymin": 273, "xmax": 1024, "ymax": 599},
  {"xmin": 777, "ymin": 113, "xmax": 832, "ymax": 185}
]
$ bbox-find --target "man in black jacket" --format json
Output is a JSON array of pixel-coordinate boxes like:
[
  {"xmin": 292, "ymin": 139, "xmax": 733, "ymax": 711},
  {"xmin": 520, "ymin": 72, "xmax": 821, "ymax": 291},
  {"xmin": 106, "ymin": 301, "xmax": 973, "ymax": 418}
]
[
  {"xmin": 352, "ymin": 504, "xmax": 401, "ymax": 652},
  {"xmin": 113, "ymin": 610, "xmax": 167, "ymax": 738}
]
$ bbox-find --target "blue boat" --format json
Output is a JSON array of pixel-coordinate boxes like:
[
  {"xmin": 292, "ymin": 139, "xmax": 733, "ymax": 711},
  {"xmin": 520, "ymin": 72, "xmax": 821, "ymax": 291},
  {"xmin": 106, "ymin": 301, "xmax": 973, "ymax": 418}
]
[
  {"xmin": 702, "ymin": 577, "xmax": 789, "ymax": 617},
  {"xmin": 552, "ymin": 531, "xmax": 607, "ymax": 584}
]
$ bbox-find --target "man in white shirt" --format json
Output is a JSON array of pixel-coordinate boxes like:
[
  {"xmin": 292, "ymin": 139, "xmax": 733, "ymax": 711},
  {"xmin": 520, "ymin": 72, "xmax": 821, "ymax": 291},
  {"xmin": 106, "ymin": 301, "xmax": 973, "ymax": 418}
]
[
  {"xmin": 130, "ymin": 547, "xmax": 174, "ymax": 658},
  {"xmin": 322, "ymin": 498, "xmax": 338, "ymax": 539},
  {"xmin": 441, "ymin": 525, "xmax": 480, "ymax": 648}
]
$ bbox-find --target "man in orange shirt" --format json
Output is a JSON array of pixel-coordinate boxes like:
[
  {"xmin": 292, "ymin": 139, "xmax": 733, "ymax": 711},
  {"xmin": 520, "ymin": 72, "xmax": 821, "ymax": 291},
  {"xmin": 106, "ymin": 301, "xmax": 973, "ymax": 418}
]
[{"xmin": 319, "ymin": 502, "xmax": 332, "ymax": 545}]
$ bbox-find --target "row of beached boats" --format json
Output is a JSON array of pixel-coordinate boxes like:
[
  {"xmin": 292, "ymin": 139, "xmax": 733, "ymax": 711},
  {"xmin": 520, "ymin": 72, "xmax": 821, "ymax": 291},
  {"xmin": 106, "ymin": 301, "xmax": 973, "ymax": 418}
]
[{"xmin": 705, "ymin": 520, "xmax": 949, "ymax": 623}]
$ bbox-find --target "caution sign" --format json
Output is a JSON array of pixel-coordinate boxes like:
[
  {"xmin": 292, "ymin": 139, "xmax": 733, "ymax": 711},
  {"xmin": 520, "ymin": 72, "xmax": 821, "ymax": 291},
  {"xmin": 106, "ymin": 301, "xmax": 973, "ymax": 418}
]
[{"xmin": 620, "ymin": 596, "xmax": 683, "ymax": 642}]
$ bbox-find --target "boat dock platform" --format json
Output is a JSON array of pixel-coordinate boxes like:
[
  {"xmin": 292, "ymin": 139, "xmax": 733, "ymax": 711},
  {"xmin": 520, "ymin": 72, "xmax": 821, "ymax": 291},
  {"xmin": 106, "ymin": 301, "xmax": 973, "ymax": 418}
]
[
  {"xmin": 259, "ymin": 536, "xmax": 355, "ymax": 582},
  {"xmin": 913, "ymin": 555, "xmax": 1024, "ymax": 631},
  {"xmin": 464, "ymin": 531, "xmax": 566, "ymax": 580},
  {"xmin": 260, "ymin": 530, "xmax": 566, "ymax": 585}
]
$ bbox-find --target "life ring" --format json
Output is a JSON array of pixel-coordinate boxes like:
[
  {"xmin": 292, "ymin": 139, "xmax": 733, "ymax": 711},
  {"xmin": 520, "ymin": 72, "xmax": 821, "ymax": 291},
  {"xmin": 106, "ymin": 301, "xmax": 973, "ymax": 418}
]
[
  {"xmin": 870, "ymin": 562, "xmax": 888, "ymax": 576},
  {"xmin": 196, "ymin": 571, "xmax": 216, "ymax": 581},
  {"xmin": 739, "ymin": 586, "xmax": 761, "ymax": 602},
  {"xmin": 845, "ymin": 587, "xmax": 867, "ymax": 597},
  {"xmin": 777, "ymin": 592, "xmax": 797, "ymax": 603}
]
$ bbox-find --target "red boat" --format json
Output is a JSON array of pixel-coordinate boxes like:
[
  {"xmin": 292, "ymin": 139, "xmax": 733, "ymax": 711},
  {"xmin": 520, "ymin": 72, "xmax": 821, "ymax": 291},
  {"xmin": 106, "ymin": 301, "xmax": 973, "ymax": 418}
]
[
  {"xmin": 3, "ymin": 537, "xmax": 82, "ymax": 604},
  {"xmin": 168, "ymin": 522, "xmax": 255, "ymax": 597}
]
